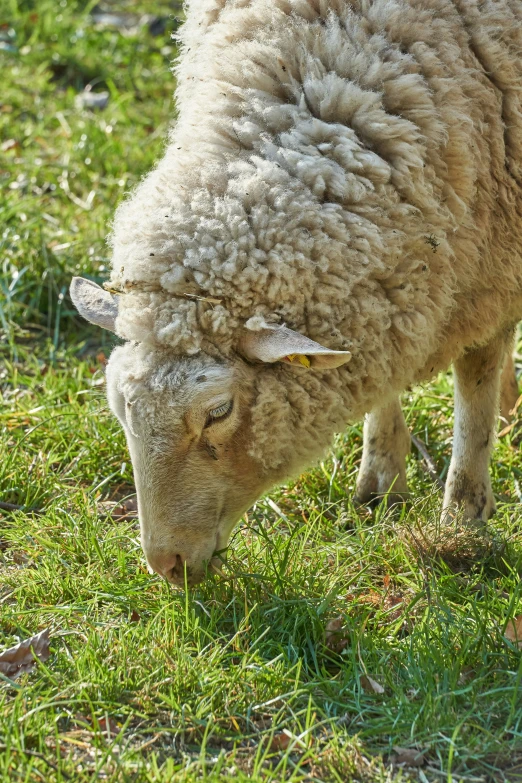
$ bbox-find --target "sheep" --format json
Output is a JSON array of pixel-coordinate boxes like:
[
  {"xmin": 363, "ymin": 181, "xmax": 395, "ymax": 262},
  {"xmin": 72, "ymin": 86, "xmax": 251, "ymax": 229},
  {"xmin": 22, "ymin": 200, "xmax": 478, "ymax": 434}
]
[{"xmin": 71, "ymin": 0, "xmax": 522, "ymax": 586}]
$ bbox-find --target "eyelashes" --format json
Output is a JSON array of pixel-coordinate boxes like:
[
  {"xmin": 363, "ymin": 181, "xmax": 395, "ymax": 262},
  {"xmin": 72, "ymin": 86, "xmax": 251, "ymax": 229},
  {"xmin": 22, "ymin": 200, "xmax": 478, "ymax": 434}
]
[{"xmin": 204, "ymin": 400, "xmax": 233, "ymax": 428}]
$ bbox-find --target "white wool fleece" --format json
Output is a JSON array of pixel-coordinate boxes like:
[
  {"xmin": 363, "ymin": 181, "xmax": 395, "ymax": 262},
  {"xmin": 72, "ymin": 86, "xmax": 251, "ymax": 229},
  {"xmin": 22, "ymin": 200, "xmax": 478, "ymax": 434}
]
[{"xmin": 107, "ymin": 0, "xmax": 522, "ymax": 462}]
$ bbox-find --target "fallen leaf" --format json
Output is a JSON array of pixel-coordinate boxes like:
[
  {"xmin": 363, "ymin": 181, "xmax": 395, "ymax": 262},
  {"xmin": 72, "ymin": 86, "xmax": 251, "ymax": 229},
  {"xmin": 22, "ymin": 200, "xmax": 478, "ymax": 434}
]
[
  {"xmin": 325, "ymin": 617, "xmax": 349, "ymax": 653},
  {"xmin": 97, "ymin": 497, "xmax": 138, "ymax": 520},
  {"xmin": 71, "ymin": 714, "xmax": 120, "ymax": 738},
  {"xmin": 122, "ymin": 497, "xmax": 137, "ymax": 513},
  {"xmin": 360, "ymin": 674, "xmax": 384, "ymax": 694},
  {"xmin": 510, "ymin": 393, "xmax": 522, "ymax": 417},
  {"xmin": 499, "ymin": 421, "xmax": 517, "ymax": 438},
  {"xmin": 97, "ymin": 716, "xmax": 120, "ymax": 737},
  {"xmin": 269, "ymin": 731, "xmax": 291, "ymax": 752},
  {"xmin": 346, "ymin": 590, "xmax": 380, "ymax": 607},
  {"xmin": 383, "ymin": 592, "xmax": 404, "ymax": 623},
  {"xmin": 346, "ymin": 587, "xmax": 406, "ymax": 627},
  {"xmin": 392, "ymin": 746, "xmax": 426, "ymax": 767},
  {"xmin": 130, "ymin": 609, "xmax": 141, "ymax": 623},
  {"xmin": 0, "ymin": 629, "xmax": 50, "ymax": 679},
  {"xmin": 504, "ymin": 615, "xmax": 522, "ymax": 648},
  {"xmin": 12, "ymin": 551, "xmax": 32, "ymax": 566}
]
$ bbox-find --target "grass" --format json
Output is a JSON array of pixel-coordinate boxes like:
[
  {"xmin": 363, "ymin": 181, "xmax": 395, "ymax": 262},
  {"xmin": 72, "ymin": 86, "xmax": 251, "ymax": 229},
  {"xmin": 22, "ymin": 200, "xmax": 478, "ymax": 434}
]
[{"xmin": 1, "ymin": 2, "xmax": 522, "ymax": 781}]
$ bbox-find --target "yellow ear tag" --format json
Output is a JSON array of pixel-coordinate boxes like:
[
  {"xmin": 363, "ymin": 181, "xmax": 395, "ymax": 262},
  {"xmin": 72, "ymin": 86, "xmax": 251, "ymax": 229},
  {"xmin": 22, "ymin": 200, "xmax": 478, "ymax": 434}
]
[{"xmin": 284, "ymin": 353, "xmax": 311, "ymax": 368}]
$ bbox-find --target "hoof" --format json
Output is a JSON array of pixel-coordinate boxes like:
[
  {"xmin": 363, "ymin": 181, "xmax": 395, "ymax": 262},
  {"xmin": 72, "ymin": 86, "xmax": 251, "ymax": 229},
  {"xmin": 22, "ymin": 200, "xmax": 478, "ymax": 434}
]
[
  {"xmin": 354, "ymin": 487, "xmax": 408, "ymax": 511},
  {"xmin": 442, "ymin": 473, "xmax": 496, "ymax": 524},
  {"xmin": 355, "ymin": 471, "xmax": 408, "ymax": 510}
]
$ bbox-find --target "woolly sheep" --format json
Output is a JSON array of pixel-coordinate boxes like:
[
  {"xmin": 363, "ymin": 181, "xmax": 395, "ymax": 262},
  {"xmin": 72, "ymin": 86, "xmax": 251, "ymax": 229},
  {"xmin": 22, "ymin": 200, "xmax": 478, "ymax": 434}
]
[{"xmin": 71, "ymin": 0, "xmax": 522, "ymax": 585}]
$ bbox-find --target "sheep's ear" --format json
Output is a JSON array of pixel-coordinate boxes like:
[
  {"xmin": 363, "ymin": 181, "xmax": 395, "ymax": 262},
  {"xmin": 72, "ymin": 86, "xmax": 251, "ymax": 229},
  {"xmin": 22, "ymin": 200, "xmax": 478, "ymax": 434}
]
[
  {"xmin": 70, "ymin": 277, "xmax": 118, "ymax": 333},
  {"xmin": 241, "ymin": 324, "xmax": 351, "ymax": 370}
]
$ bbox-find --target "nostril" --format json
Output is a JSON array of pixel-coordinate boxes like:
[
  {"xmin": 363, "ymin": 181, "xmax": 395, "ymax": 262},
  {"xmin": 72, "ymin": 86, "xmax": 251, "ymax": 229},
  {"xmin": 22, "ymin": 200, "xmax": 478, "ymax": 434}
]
[
  {"xmin": 148, "ymin": 551, "xmax": 188, "ymax": 581},
  {"xmin": 165, "ymin": 554, "xmax": 186, "ymax": 582}
]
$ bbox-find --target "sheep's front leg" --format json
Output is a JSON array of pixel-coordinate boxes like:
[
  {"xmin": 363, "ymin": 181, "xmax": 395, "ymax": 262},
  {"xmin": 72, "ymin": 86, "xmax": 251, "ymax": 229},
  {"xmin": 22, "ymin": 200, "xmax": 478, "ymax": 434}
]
[
  {"xmin": 443, "ymin": 332, "xmax": 513, "ymax": 522},
  {"xmin": 356, "ymin": 398, "xmax": 410, "ymax": 506}
]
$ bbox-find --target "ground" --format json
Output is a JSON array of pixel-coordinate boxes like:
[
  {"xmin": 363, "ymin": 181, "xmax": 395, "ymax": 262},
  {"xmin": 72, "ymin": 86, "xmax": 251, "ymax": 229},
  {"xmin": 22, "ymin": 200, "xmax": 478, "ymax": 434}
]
[{"xmin": 1, "ymin": 2, "xmax": 522, "ymax": 781}]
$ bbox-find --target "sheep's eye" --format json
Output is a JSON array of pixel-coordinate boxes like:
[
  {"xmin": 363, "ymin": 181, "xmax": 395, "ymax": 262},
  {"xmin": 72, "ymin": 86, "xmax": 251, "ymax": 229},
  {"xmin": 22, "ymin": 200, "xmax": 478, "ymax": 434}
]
[{"xmin": 205, "ymin": 400, "xmax": 233, "ymax": 428}]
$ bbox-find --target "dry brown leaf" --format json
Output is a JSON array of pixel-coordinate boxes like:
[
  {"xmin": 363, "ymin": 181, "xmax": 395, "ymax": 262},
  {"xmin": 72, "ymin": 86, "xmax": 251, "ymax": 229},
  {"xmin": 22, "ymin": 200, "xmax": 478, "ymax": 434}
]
[
  {"xmin": 12, "ymin": 551, "xmax": 33, "ymax": 566},
  {"xmin": 325, "ymin": 617, "xmax": 349, "ymax": 653},
  {"xmin": 360, "ymin": 674, "xmax": 385, "ymax": 694},
  {"xmin": 510, "ymin": 393, "xmax": 522, "ymax": 417},
  {"xmin": 383, "ymin": 593, "xmax": 404, "ymax": 623},
  {"xmin": 499, "ymin": 421, "xmax": 517, "ymax": 438},
  {"xmin": 0, "ymin": 629, "xmax": 50, "ymax": 679},
  {"xmin": 97, "ymin": 716, "xmax": 120, "ymax": 737},
  {"xmin": 504, "ymin": 615, "xmax": 522, "ymax": 648},
  {"xmin": 111, "ymin": 496, "xmax": 138, "ymax": 519},
  {"xmin": 346, "ymin": 587, "xmax": 406, "ymax": 626},
  {"xmin": 269, "ymin": 731, "xmax": 291, "ymax": 752},
  {"xmin": 71, "ymin": 714, "xmax": 120, "ymax": 738},
  {"xmin": 97, "ymin": 497, "xmax": 138, "ymax": 521},
  {"xmin": 267, "ymin": 729, "xmax": 312, "ymax": 752},
  {"xmin": 392, "ymin": 746, "xmax": 426, "ymax": 767},
  {"xmin": 346, "ymin": 590, "xmax": 380, "ymax": 608},
  {"xmin": 130, "ymin": 610, "xmax": 141, "ymax": 623},
  {"xmin": 359, "ymin": 590, "xmax": 381, "ymax": 606}
]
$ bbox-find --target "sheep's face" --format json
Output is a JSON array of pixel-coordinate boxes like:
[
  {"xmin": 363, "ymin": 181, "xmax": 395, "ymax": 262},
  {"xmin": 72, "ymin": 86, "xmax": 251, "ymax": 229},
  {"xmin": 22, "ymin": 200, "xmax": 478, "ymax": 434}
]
[
  {"xmin": 70, "ymin": 277, "xmax": 352, "ymax": 586},
  {"xmin": 106, "ymin": 344, "xmax": 272, "ymax": 586}
]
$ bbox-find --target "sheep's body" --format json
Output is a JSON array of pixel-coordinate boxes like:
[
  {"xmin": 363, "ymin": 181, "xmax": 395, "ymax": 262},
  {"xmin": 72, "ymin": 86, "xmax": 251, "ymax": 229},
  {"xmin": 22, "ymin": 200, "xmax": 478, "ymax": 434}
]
[
  {"xmin": 109, "ymin": 0, "xmax": 522, "ymax": 467},
  {"xmin": 71, "ymin": 0, "xmax": 522, "ymax": 583}
]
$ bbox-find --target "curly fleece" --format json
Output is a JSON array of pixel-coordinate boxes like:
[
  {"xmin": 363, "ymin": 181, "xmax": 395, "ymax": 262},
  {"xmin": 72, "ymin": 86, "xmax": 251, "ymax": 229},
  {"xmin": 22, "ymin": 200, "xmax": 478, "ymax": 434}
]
[{"xmin": 108, "ymin": 0, "xmax": 522, "ymax": 470}]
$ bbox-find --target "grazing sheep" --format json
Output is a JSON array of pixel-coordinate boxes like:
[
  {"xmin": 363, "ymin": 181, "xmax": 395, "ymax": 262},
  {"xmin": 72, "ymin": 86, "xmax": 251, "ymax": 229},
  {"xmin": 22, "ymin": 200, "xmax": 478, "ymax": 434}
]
[{"xmin": 71, "ymin": 0, "xmax": 522, "ymax": 585}]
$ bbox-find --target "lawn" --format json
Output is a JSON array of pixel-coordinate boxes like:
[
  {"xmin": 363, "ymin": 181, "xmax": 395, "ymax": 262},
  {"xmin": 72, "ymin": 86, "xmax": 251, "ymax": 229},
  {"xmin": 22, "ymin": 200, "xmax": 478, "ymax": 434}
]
[{"xmin": 2, "ymin": 2, "xmax": 522, "ymax": 781}]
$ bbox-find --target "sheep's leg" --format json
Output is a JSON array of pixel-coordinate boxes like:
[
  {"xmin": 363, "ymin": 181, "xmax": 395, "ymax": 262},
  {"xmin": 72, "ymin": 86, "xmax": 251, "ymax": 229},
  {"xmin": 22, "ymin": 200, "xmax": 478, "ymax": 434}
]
[
  {"xmin": 443, "ymin": 331, "xmax": 514, "ymax": 522},
  {"xmin": 500, "ymin": 352, "xmax": 519, "ymax": 422},
  {"xmin": 355, "ymin": 398, "xmax": 410, "ymax": 506}
]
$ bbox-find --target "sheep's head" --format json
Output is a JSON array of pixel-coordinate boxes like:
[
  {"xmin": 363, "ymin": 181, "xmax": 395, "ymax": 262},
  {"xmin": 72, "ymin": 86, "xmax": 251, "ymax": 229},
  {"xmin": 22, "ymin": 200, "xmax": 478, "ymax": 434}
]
[{"xmin": 70, "ymin": 277, "xmax": 351, "ymax": 585}]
